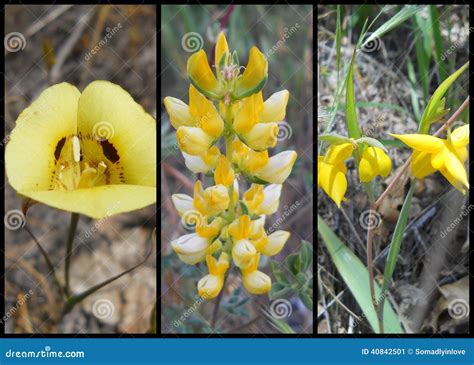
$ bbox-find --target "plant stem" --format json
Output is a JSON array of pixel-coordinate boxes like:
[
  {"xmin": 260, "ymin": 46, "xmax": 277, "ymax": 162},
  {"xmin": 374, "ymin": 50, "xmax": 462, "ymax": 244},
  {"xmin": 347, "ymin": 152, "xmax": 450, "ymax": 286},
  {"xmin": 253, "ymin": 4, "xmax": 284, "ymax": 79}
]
[
  {"xmin": 24, "ymin": 225, "xmax": 65, "ymax": 299},
  {"xmin": 64, "ymin": 213, "xmax": 79, "ymax": 299},
  {"xmin": 211, "ymin": 273, "xmax": 228, "ymax": 329},
  {"xmin": 366, "ymin": 96, "xmax": 469, "ymax": 334},
  {"xmin": 224, "ymin": 103, "xmax": 236, "ymax": 222}
]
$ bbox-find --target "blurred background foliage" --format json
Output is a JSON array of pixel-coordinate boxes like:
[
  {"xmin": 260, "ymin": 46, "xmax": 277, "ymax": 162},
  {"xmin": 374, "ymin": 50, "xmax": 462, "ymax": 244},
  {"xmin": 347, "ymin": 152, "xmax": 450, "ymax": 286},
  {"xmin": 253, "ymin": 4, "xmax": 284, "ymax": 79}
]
[{"xmin": 160, "ymin": 4, "xmax": 313, "ymax": 334}]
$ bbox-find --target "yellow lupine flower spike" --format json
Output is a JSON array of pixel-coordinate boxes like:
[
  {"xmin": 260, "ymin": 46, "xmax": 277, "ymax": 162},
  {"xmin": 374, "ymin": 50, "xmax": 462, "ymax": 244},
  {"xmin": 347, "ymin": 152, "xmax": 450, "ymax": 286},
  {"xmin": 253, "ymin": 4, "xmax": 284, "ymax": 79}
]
[
  {"xmin": 358, "ymin": 147, "xmax": 392, "ymax": 183},
  {"xmin": 5, "ymin": 81, "xmax": 156, "ymax": 219},
  {"xmin": 390, "ymin": 124, "xmax": 469, "ymax": 193}
]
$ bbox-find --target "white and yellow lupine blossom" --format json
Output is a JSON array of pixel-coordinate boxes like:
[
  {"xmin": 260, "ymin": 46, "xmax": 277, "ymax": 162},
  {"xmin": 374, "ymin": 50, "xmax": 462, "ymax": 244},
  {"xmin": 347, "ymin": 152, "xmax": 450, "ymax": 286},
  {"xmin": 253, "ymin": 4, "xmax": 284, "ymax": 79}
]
[
  {"xmin": 164, "ymin": 85, "xmax": 224, "ymax": 156},
  {"xmin": 232, "ymin": 90, "xmax": 289, "ymax": 151},
  {"xmin": 231, "ymin": 139, "xmax": 297, "ymax": 184},
  {"xmin": 165, "ymin": 30, "xmax": 297, "ymax": 299},
  {"xmin": 5, "ymin": 81, "xmax": 156, "ymax": 219}
]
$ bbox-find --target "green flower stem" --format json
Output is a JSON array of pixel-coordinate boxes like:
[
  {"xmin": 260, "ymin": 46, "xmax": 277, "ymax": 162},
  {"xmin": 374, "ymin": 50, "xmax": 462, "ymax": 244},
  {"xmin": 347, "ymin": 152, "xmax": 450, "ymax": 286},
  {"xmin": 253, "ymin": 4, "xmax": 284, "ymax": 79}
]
[
  {"xmin": 64, "ymin": 213, "xmax": 79, "ymax": 299},
  {"xmin": 224, "ymin": 103, "xmax": 236, "ymax": 222}
]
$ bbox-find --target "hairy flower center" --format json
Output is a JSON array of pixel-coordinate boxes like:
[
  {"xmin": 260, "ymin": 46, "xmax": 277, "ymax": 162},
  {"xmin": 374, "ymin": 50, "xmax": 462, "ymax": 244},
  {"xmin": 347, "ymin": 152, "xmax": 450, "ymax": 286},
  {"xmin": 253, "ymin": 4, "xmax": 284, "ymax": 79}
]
[{"xmin": 51, "ymin": 134, "xmax": 125, "ymax": 191}]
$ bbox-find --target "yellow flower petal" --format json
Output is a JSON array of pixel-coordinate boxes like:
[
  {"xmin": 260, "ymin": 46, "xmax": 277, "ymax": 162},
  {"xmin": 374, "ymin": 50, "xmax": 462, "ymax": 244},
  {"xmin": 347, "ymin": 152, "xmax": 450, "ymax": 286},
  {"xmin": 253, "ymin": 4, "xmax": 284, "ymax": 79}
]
[
  {"xmin": 358, "ymin": 147, "xmax": 392, "ymax": 182},
  {"xmin": 411, "ymin": 151, "xmax": 436, "ymax": 179},
  {"xmin": 232, "ymin": 47, "xmax": 268, "ymax": 99},
  {"xmin": 324, "ymin": 143, "xmax": 354, "ymax": 165},
  {"xmin": 189, "ymin": 85, "xmax": 224, "ymax": 138},
  {"xmin": 233, "ymin": 93, "xmax": 261, "ymax": 134},
  {"xmin": 232, "ymin": 239, "xmax": 257, "ymax": 269},
  {"xmin": 390, "ymin": 133, "xmax": 444, "ymax": 153},
  {"xmin": 77, "ymin": 80, "xmax": 156, "ymax": 188},
  {"xmin": 176, "ymin": 126, "xmax": 214, "ymax": 156},
  {"xmin": 450, "ymin": 124, "xmax": 469, "ymax": 148},
  {"xmin": 214, "ymin": 155, "xmax": 235, "ymax": 187},
  {"xmin": 207, "ymin": 252, "xmax": 230, "ymax": 276},
  {"xmin": 228, "ymin": 215, "xmax": 251, "ymax": 240},
  {"xmin": 6, "ymin": 82, "xmax": 80, "ymax": 193},
  {"xmin": 187, "ymin": 50, "xmax": 225, "ymax": 99},
  {"xmin": 259, "ymin": 90, "xmax": 290, "ymax": 123},
  {"xmin": 319, "ymin": 161, "xmax": 347, "ymax": 207},
  {"xmin": 444, "ymin": 150, "xmax": 469, "ymax": 189},
  {"xmin": 253, "ymin": 151, "xmax": 297, "ymax": 184},
  {"xmin": 240, "ymin": 122, "xmax": 278, "ymax": 151},
  {"xmin": 163, "ymin": 96, "xmax": 194, "ymax": 129},
  {"xmin": 24, "ymin": 185, "xmax": 155, "ymax": 219},
  {"xmin": 198, "ymin": 273, "xmax": 224, "ymax": 299},
  {"xmin": 261, "ymin": 231, "xmax": 289, "ymax": 256},
  {"xmin": 171, "ymin": 193, "xmax": 194, "ymax": 216},
  {"xmin": 215, "ymin": 31, "xmax": 229, "ymax": 72}
]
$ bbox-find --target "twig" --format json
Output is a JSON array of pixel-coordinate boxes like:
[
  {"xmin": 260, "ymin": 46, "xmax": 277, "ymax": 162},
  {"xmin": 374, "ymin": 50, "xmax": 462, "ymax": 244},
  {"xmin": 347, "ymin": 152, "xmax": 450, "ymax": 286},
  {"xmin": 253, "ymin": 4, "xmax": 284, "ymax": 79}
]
[
  {"xmin": 211, "ymin": 274, "xmax": 228, "ymax": 330},
  {"xmin": 50, "ymin": 9, "xmax": 94, "ymax": 83},
  {"xmin": 162, "ymin": 162, "xmax": 194, "ymax": 191}
]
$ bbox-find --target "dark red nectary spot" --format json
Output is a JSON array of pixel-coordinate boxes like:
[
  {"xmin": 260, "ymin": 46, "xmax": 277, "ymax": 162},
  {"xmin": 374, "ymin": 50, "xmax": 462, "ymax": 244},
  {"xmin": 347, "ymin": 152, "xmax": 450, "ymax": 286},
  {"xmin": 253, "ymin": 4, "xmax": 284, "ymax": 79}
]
[
  {"xmin": 54, "ymin": 137, "xmax": 66, "ymax": 160},
  {"xmin": 100, "ymin": 139, "xmax": 120, "ymax": 163}
]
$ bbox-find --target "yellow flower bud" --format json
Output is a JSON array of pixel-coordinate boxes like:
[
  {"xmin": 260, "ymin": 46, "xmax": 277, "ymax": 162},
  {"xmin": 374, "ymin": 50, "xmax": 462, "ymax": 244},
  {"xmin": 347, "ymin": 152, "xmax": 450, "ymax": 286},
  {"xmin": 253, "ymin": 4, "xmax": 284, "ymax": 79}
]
[{"xmin": 214, "ymin": 156, "xmax": 235, "ymax": 187}]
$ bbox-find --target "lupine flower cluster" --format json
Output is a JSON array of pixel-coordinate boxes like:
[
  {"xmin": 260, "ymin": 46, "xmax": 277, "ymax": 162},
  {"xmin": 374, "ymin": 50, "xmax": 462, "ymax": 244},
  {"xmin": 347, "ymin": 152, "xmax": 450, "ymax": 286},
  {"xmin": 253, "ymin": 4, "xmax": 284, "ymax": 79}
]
[{"xmin": 164, "ymin": 32, "xmax": 297, "ymax": 298}]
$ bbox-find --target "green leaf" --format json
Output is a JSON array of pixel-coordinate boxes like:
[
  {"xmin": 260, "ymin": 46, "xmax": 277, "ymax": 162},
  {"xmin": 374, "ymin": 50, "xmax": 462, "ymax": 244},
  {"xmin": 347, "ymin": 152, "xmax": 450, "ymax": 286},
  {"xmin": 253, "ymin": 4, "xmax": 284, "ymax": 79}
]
[
  {"xmin": 360, "ymin": 5, "xmax": 424, "ymax": 50},
  {"xmin": 239, "ymin": 201, "xmax": 249, "ymax": 215},
  {"xmin": 270, "ymin": 260, "xmax": 291, "ymax": 285},
  {"xmin": 318, "ymin": 215, "xmax": 403, "ymax": 333},
  {"xmin": 268, "ymin": 283, "xmax": 293, "ymax": 300},
  {"xmin": 299, "ymin": 289, "xmax": 313, "ymax": 311},
  {"xmin": 285, "ymin": 253, "xmax": 301, "ymax": 276},
  {"xmin": 419, "ymin": 62, "xmax": 469, "ymax": 133},
  {"xmin": 356, "ymin": 137, "xmax": 388, "ymax": 152},
  {"xmin": 430, "ymin": 5, "xmax": 447, "ymax": 82},
  {"xmin": 345, "ymin": 46, "xmax": 362, "ymax": 140},
  {"xmin": 380, "ymin": 180, "xmax": 415, "ymax": 295},
  {"xmin": 318, "ymin": 133, "xmax": 352, "ymax": 146},
  {"xmin": 299, "ymin": 240, "xmax": 313, "ymax": 272}
]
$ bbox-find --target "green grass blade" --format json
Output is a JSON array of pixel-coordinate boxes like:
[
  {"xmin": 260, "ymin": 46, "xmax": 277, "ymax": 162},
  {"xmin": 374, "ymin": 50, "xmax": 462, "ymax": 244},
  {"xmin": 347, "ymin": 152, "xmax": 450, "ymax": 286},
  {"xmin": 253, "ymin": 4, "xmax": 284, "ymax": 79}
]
[
  {"xmin": 380, "ymin": 180, "xmax": 415, "ymax": 295},
  {"xmin": 430, "ymin": 5, "xmax": 447, "ymax": 82},
  {"xmin": 406, "ymin": 58, "xmax": 421, "ymax": 120},
  {"xmin": 413, "ymin": 15, "xmax": 430, "ymax": 100},
  {"xmin": 419, "ymin": 61, "xmax": 469, "ymax": 133},
  {"xmin": 345, "ymin": 46, "xmax": 362, "ymax": 140},
  {"xmin": 335, "ymin": 5, "xmax": 342, "ymax": 91},
  {"xmin": 318, "ymin": 216, "xmax": 404, "ymax": 333},
  {"xmin": 360, "ymin": 5, "xmax": 423, "ymax": 50}
]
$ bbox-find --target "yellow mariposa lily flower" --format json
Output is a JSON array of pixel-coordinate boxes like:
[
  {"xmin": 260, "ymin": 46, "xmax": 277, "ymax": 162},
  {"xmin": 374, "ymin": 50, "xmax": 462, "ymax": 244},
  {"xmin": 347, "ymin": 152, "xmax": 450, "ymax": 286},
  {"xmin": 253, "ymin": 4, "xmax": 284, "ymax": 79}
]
[
  {"xmin": 197, "ymin": 252, "xmax": 230, "ymax": 299},
  {"xmin": 358, "ymin": 147, "xmax": 392, "ymax": 183},
  {"xmin": 317, "ymin": 142, "xmax": 354, "ymax": 207},
  {"xmin": 242, "ymin": 253, "xmax": 271, "ymax": 295},
  {"xmin": 390, "ymin": 124, "xmax": 470, "ymax": 193},
  {"xmin": 164, "ymin": 85, "xmax": 224, "ymax": 156},
  {"xmin": 187, "ymin": 31, "xmax": 268, "ymax": 101},
  {"xmin": 5, "ymin": 81, "xmax": 156, "ymax": 219}
]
